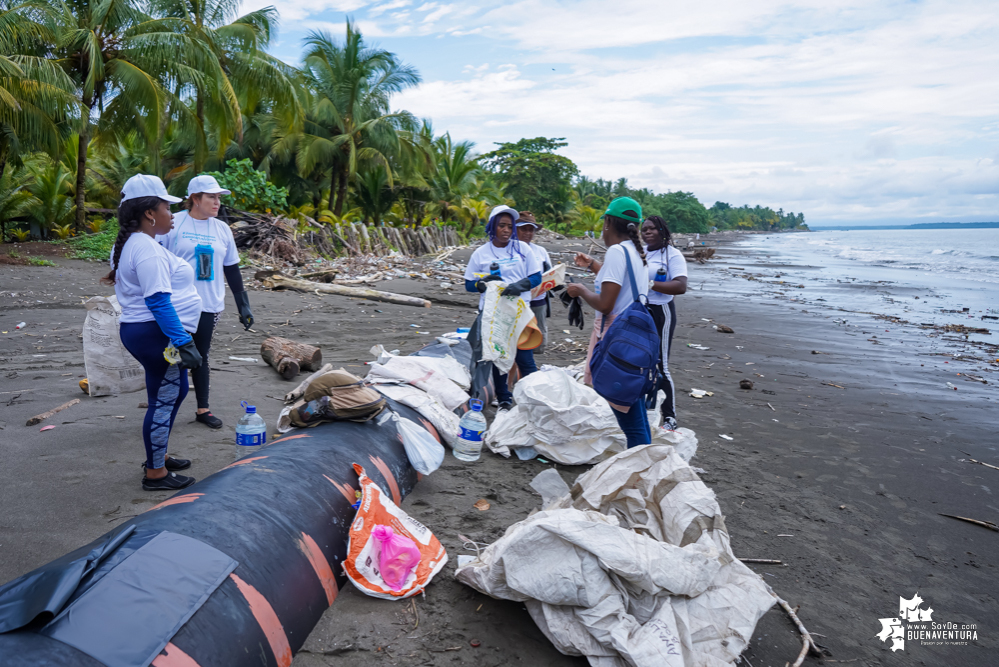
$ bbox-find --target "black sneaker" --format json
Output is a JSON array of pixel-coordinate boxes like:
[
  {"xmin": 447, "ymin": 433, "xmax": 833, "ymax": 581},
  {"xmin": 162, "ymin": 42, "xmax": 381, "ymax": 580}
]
[
  {"xmin": 498, "ymin": 401, "xmax": 513, "ymax": 411},
  {"xmin": 142, "ymin": 471, "xmax": 196, "ymax": 491},
  {"xmin": 196, "ymin": 411, "xmax": 223, "ymax": 429},
  {"xmin": 165, "ymin": 456, "xmax": 191, "ymax": 471}
]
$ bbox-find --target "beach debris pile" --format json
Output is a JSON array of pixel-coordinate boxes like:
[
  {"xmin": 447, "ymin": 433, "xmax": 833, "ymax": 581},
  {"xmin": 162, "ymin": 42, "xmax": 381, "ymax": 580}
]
[
  {"xmin": 456, "ymin": 445, "xmax": 776, "ymax": 667},
  {"xmin": 227, "ymin": 208, "xmax": 461, "ymax": 265},
  {"xmin": 259, "ymin": 336, "xmax": 323, "ymax": 380}
]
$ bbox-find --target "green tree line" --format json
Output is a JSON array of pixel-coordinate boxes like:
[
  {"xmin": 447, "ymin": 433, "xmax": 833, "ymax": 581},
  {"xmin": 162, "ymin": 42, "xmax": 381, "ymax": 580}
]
[{"xmin": 0, "ymin": 1, "xmax": 805, "ymax": 245}]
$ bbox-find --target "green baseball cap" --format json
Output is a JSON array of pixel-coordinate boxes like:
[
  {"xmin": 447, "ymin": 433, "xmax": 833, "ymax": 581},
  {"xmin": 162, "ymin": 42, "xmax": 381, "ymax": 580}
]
[{"xmin": 602, "ymin": 196, "xmax": 643, "ymax": 224}]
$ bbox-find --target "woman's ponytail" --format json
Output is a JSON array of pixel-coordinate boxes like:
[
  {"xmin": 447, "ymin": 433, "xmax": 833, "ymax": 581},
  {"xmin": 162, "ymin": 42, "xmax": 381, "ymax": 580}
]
[
  {"xmin": 101, "ymin": 196, "xmax": 163, "ymax": 285},
  {"xmin": 605, "ymin": 213, "xmax": 648, "ymax": 266}
]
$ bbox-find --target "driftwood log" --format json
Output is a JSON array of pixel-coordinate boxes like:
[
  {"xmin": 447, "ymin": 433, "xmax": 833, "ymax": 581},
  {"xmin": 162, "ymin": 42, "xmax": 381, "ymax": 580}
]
[
  {"xmin": 261, "ymin": 337, "xmax": 323, "ymax": 380},
  {"xmin": 26, "ymin": 399, "xmax": 80, "ymax": 426},
  {"xmin": 256, "ymin": 271, "xmax": 431, "ymax": 308}
]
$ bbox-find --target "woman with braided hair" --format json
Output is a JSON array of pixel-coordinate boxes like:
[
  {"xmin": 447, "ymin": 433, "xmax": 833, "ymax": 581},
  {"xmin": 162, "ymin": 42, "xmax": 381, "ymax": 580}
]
[
  {"xmin": 103, "ymin": 175, "xmax": 204, "ymax": 491},
  {"xmin": 642, "ymin": 215, "xmax": 687, "ymax": 431},
  {"xmin": 566, "ymin": 197, "xmax": 651, "ymax": 448}
]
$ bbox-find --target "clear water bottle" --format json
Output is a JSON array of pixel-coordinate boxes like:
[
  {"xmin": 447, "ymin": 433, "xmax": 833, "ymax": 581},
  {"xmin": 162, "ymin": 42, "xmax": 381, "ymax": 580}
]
[
  {"xmin": 453, "ymin": 399, "xmax": 487, "ymax": 462},
  {"xmin": 235, "ymin": 400, "xmax": 267, "ymax": 459}
]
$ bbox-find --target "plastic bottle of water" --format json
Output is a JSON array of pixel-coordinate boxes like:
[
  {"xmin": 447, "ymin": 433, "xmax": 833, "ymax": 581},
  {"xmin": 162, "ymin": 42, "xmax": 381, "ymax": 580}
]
[
  {"xmin": 655, "ymin": 267, "xmax": 668, "ymax": 282},
  {"xmin": 489, "ymin": 262, "xmax": 501, "ymax": 278},
  {"xmin": 453, "ymin": 399, "xmax": 487, "ymax": 462},
  {"xmin": 235, "ymin": 400, "xmax": 267, "ymax": 459}
]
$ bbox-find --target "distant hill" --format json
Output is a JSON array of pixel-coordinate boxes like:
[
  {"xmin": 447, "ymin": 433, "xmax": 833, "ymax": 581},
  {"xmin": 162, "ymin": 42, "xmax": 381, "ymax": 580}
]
[{"xmin": 812, "ymin": 222, "xmax": 999, "ymax": 231}]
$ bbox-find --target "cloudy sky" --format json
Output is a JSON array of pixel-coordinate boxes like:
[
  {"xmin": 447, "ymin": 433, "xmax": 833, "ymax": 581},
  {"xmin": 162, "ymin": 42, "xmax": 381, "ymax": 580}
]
[{"xmin": 252, "ymin": 0, "xmax": 998, "ymax": 226}]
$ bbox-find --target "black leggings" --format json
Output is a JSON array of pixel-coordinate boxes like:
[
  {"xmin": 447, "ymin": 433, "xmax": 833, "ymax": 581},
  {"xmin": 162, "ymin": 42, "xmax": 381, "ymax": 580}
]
[
  {"xmin": 648, "ymin": 301, "xmax": 678, "ymax": 422},
  {"xmin": 191, "ymin": 311, "xmax": 220, "ymax": 410}
]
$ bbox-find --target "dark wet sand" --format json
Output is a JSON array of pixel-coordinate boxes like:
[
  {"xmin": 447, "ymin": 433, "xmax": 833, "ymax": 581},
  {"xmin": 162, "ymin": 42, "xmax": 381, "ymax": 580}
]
[{"xmin": 1, "ymin": 234, "xmax": 996, "ymax": 666}]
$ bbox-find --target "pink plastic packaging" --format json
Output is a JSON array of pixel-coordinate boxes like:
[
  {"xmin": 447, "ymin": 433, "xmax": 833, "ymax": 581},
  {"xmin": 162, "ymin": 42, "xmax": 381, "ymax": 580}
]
[{"xmin": 373, "ymin": 525, "xmax": 421, "ymax": 591}]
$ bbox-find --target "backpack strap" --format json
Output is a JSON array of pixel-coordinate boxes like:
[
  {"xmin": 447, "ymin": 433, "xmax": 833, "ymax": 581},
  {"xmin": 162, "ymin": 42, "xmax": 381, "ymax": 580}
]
[{"xmin": 623, "ymin": 244, "xmax": 645, "ymax": 305}]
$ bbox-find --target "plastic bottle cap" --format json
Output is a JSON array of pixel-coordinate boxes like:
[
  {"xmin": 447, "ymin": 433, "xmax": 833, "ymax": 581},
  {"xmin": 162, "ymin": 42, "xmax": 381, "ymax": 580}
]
[
  {"xmin": 469, "ymin": 399, "xmax": 483, "ymax": 412},
  {"xmin": 245, "ymin": 406, "xmax": 256, "ymax": 413}
]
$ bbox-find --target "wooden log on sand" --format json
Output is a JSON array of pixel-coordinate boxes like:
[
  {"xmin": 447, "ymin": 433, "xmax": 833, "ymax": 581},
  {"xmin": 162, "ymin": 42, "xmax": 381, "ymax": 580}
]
[
  {"xmin": 261, "ymin": 336, "xmax": 323, "ymax": 380},
  {"xmin": 256, "ymin": 271, "xmax": 432, "ymax": 308},
  {"xmin": 26, "ymin": 399, "xmax": 80, "ymax": 426}
]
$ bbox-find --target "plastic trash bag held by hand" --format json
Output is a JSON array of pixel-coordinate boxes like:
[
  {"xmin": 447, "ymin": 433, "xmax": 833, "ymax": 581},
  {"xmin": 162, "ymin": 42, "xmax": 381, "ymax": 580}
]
[{"xmin": 475, "ymin": 274, "xmax": 502, "ymax": 292}]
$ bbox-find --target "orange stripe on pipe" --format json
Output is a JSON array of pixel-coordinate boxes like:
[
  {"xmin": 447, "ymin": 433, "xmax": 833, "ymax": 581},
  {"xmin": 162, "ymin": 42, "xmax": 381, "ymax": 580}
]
[
  {"xmin": 230, "ymin": 574, "xmax": 292, "ymax": 667},
  {"xmin": 269, "ymin": 434, "xmax": 313, "ymax": 444},
  {"xmin": 224, "ymin": 456, "xmax": 268, "ymax": 469},
  {"xmin": 417, "ymin": 417, "xmax": 441, "ymax": 443},
  {"xmin": 152, "ymin": 642, "xmax": 201, "ymax": 667},
  {"xmin": 148, "ymin": 493, "xmax": 204, "ymax": 512},
  {"xmin": 296, "ymin": 533, "xmax": 338, "ymax": 606},
  {"xmin": 368, "ymin": 455, "xmax": 401, "ymax": 505},
  {"xmin": 323, "ymin": 474, "xmax": 356, "ymax": 504}
]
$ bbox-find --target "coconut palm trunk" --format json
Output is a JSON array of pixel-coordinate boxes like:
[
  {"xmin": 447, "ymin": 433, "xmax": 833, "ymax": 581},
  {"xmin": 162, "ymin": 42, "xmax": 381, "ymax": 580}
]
[{"xmin": 75, "ymin": 99, "xmax": 92, "ymax": 230}]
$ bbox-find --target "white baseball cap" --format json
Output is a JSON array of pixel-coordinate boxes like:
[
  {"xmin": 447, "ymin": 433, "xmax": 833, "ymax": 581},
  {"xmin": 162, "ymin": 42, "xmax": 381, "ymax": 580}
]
[
  {"xmin": 187, "ymin": 174, "xmax": 232, "ymax": 197},
  {"xmin": 488, "ymin": 205, "xmax": 519, "ymax": 226},
  {"xmin": 120, "ymin": 174, "xmax": 183, "ymax": 203}
]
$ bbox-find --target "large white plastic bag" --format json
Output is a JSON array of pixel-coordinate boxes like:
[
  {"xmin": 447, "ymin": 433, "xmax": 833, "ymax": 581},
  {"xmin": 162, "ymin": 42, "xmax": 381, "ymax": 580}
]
[
  {"xmin": 375, "ymin": 384, "xmax": 460, "ymax": 447},
  {"xmin": 370, "ymin": 345, "xmax": 470, "ymax": 390},
  {"xmin": 395, "ymin": 414, "xmax": 444, "ymax": 475},
  {"xmin": 82, "ymin": 295, "xmax": 145, "ymax": 396},
  {"xmin": 455, "ymin": 446, "xmax": 774, "ymax": 667},
  {"xmin": 485, "ymin": 368, "xmax": 698, "ymax": 465},
  {"xmin": 479, "ymin": 281, "xmax": 534, "ymax": 374},
  {"xmin": 366, "ymin": 356, "xmax": 469, "ymax": 411}
]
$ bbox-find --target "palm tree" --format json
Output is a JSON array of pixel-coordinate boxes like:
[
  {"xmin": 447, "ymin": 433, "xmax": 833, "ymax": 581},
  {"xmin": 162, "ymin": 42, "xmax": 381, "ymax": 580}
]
[
  {"xmin": 25, "ymin": 155, "xmax": 75, "ymax": 236},
  {"xmin": 352, "ymin": 167, "xmax": 395, "ymax": 225},
  {"xmin": 146, "ymin": 0, "xmax": 301, "ymax": 172},
  {"xmin": 296, "ymin": 21, "xmax": 420, "ymax": 216},
  {"xmin": 0, "ymin": 0, "xmax": 74, "ymax": 171},
  {"xmin": 426, "ymin": 133, "xmax": 480, "ymax": 223},
  {"xmin": 0, "ymin": 161, "xmax": 31, "ymax": 239},
  {"xmin": 50, "ymin": 0, "xmax": 228, "ymax": 229}
]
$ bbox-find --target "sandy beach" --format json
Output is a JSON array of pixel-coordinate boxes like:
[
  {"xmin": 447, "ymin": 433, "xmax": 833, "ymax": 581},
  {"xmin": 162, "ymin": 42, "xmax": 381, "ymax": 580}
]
[{"xmin": 1, "ymin": 233, "xmax": 996, "ymax": 666}]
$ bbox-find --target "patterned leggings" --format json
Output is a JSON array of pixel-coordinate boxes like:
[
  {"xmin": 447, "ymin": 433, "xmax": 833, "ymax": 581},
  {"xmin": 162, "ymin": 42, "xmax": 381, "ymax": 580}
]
[{"xmin": 120, "ymin": 321, "xmax": 189, "ymax": 469}]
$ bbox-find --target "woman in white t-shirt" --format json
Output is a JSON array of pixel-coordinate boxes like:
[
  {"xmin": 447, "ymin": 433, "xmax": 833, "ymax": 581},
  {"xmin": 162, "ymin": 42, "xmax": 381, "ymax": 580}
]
[
  {"xmin": 463, "ymin": 205, "xmax": 542, "ymax": 409},
  {"xmin": 514, "ymin": 211, "xmax": 551, "ymax": 354},
  {"xmin": 566, "ymin": 196, "xmax": 651, "ymax": 448},
  {"xmin": 158, "ymin": 174, "xmax": 253, "ymax": 430},
  {"xmin": 642, "ymin": 215, "xmax": 688, "ymax": 431},
  {"xmin": 103, "ymin": 174, "xmax": 204, "ymax": 491}
]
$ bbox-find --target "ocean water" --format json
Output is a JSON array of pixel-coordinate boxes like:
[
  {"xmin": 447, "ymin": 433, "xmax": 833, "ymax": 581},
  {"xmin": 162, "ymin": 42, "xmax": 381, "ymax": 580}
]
[{"xmin": 710, "ymin": 228, "xmax": 998, "ymax": 343}]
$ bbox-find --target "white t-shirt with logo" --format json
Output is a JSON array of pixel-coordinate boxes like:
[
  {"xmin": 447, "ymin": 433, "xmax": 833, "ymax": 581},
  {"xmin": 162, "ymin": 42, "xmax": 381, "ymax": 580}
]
[
  {"xmin": 646, "ymin": 245, "xmax": 688, "ymax": 305},
  {"xmin": 595, "ymin": 240, "xmax": 649, "ymax": 318},
  {"xmin": 112, "ymin": 232, "xmax": 203, "ymax": 331},
  {"xmin": 464, "ymin": 240, "xmax": 542, "ymax": 310},
  {"xmin": 530, "ymin": 242, "xmax": 551, "ymax": 270},
  {"xmin": 157, "ymin": 211, "xmax": 240, "ymax": 313}
]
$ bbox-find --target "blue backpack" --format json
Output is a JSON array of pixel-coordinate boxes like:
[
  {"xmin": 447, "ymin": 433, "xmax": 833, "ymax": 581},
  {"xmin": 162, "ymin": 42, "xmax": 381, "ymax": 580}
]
[{"xmin": 589, "ymin": 247, "xmax": 660, "ymax": 406}]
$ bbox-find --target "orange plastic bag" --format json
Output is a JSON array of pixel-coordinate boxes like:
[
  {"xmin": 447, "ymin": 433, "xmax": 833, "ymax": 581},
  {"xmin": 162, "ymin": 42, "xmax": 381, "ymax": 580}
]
[{"xmin": 344, "ymin": 464, "xmax": 448, "ymax": 599}]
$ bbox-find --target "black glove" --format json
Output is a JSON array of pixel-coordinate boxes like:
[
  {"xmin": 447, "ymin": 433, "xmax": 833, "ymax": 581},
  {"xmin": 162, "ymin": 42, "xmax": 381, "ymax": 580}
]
[
  {"xmin": 475, "ymin": 274, "xmax": 503, "ymax": 292},
  {"xmin": 233, "ymin": 290, "xmax": 254, "ymax": 330},
  {"xmin": 500, "ymin": 276, "xmax": 534, "ymax": 297},
  {"xmin": 177, "ymin": 340, "xmax": 203, "ymax": 370},
  {"xmin": 568, "ymin": 297, "xmax": 585, "ymax": 330}
]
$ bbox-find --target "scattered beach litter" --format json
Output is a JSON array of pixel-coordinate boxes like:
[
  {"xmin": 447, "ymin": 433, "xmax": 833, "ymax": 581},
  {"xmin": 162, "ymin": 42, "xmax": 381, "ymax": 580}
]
[
  {"xmin": 26, "ymin": 399, "xmax": 80, "ymax": 426},
  {"xmin": 689, "ymin": 388, "xmax": 714, "ymax": 398},
  {"xmin": 719, "ymin": 434, "xmax": 734, "ymax": 441},
  {"xmin": 715, "ymin": 325, "xmax": 735, "ymax": 333},
  {"xmin": 687, "ymin": 343, "xmax": 710, "ymax": 350},
  {"xmin": 456, "ymin": 446, "xmax": 776, "ymax": 667},
  {"xmin": 740, "ymin": 379, "xmax": 754, "ymax": 390},
  {"xmin": 39, "ymin": 425, "xmax": 56, "ymax": 432},
  {"xmin": 228, "ymin": 356, "xmax": 257, "ymax": 362}
]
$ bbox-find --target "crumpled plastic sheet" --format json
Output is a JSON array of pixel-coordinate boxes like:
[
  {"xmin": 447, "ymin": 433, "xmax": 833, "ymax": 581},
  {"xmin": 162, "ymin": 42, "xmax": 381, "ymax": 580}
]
[
  {"xmin": 375, "ymin": 383, "xmax": 460, "ymax": 447},
  {"xmin": 456, "ymin": 445, "xmax": 775, "ymax": 667},
  {"xmin": 485, "ymin": 368, "xmax": 697, "ymax": 465},
  {"xmin": 366, "ymin": 355, "xmax": 469, "ymax": 411}
]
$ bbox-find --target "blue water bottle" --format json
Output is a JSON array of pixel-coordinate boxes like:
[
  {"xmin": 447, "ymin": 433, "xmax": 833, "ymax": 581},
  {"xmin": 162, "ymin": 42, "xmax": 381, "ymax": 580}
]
[
  {"xmin": 655, "ymin": 267, "xmax": 668, "ymax": 283},
  {"xmin": 489, "ymin": 262, "xmax": 501, "ymax": 278},
  {"xmin": 235, "ymin": 401, "xmax": 267, "ymax": 459}
]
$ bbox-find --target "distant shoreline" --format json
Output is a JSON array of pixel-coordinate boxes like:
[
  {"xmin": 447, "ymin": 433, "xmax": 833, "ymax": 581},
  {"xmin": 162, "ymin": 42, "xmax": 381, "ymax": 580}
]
[{"xmin": 811, "ymin": 221, "xmax": 999, "ymax": 231}]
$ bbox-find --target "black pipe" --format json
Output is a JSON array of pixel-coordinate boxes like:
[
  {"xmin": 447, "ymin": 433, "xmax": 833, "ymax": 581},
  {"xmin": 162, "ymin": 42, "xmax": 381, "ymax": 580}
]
[{"xmin": 0, "ymin": 398, "xmax": 423, "ymax": 667}]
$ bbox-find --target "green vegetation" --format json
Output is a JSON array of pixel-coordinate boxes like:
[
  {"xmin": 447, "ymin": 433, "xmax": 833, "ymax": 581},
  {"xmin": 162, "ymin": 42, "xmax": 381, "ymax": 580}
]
[
  {"xmin": 0, "ymin": 2, "xmax": 805, "ymax": 247},
  {"xmin": 67, "ymin": 219, "xmax": 118, "ymax": 260},
  {"xmin": 28, "ymin": 256, "xmax": 57, "ymax": 266}
]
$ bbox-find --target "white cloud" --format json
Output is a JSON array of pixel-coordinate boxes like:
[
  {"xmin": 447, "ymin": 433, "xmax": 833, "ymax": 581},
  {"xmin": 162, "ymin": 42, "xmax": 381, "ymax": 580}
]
[{"xmin": 268, "ymin": 0, "xmax": 999, "ymax": 223}]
